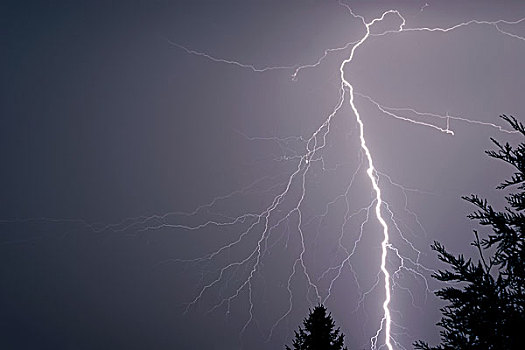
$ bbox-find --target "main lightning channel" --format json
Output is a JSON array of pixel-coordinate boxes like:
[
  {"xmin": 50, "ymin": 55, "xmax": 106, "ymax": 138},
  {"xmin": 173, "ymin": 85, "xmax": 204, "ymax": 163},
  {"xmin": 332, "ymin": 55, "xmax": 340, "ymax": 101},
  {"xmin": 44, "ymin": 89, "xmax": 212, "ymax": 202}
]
[{"xmin": 338, "ymin": 9, "xmax": 402, "ymax": 350}]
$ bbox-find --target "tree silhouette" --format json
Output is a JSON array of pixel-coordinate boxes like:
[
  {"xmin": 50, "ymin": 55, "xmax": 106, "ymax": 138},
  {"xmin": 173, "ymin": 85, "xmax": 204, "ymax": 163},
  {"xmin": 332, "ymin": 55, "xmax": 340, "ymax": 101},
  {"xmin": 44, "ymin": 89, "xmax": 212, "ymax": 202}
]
[
  {"xmin": 286, "ymin": 304, "xmax": 348, "ymax": 350},
  {"xmin": 415, "ymin": 115, "xmax": 525, "ymax": 350}
]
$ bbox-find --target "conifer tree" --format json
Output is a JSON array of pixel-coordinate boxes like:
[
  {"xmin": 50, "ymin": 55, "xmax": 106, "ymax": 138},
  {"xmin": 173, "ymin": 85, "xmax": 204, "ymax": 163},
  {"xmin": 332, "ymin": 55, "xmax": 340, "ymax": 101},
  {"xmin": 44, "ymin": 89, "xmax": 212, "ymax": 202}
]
[
  {"xmin": 415, "ymin": 116, "xmax": 525, "ymax": 350},
  {"xmin": 286, "ymin": 304, "xmax": 348, "ymax": 350}
]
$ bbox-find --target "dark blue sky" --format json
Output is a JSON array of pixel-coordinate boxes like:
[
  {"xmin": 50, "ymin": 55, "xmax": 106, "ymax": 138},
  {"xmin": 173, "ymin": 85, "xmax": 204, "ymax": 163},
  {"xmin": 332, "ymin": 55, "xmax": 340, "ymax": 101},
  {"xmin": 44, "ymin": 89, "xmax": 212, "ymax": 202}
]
[{"xmin": 2, "ymin": 1, "xmax": 525, "ymax": 349}]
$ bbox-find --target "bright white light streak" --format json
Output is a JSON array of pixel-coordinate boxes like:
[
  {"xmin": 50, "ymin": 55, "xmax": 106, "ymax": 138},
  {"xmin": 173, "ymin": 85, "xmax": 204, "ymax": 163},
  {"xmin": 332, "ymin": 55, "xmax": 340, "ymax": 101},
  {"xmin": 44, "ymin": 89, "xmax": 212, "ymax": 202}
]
[{"xmin": 338, "ymin": 8, "xmax": 404, "ymax": 350}]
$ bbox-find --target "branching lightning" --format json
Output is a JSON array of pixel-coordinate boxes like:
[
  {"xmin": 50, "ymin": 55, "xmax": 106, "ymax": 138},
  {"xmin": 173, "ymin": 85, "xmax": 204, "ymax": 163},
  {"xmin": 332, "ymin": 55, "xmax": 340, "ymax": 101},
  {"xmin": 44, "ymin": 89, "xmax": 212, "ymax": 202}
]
[
  {"xmin": 162, "ymin": 4, "xmax": 524, "ymax": 348},
  {"xmin": 5, "ymin": 2, "xmax": 524, "ymax": 349}
]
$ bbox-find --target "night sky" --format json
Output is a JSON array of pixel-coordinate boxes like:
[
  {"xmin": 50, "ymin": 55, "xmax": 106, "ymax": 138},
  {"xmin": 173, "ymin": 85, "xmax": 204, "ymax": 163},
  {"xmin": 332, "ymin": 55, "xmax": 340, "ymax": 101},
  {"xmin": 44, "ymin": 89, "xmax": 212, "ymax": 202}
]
[{"xmin": 2, "ymin": 1, "xmax": 525, "ymax": 349}]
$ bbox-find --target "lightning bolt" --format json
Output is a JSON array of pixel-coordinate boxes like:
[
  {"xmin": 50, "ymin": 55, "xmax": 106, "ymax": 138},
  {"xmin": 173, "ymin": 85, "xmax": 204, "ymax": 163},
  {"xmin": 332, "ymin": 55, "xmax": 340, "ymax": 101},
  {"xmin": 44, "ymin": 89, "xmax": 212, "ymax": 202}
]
[
  {"xmin": 162, "ymin": 4, "xmax": 524, "ymax": 348},
  {"xmin": 335, "ymin": 8, "xmax": 403, "ymax": 349},
  {"xmin": 5, "ymin": 2, "xmax": 524, "ymax": 350}
]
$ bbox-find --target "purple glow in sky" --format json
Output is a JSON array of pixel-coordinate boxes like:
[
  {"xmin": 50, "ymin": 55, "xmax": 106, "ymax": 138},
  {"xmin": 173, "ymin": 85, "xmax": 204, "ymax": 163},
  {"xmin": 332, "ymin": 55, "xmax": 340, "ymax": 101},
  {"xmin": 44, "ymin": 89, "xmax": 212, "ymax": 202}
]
[{"xmin": 1, "ymin": 1, "xmax": 525, "ymax": 349}]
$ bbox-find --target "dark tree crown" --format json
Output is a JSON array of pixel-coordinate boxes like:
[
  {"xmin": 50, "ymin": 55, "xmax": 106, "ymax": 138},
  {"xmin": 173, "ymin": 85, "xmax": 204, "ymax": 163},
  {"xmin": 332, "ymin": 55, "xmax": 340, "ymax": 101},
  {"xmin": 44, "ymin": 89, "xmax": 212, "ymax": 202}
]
[
  {"xmin": 286, "ymin": 304, "xmax": 348, "ymax": 350},
  {"xmin": 415, "ymin": 116, "xmax": 525, "ymax": 350}
]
